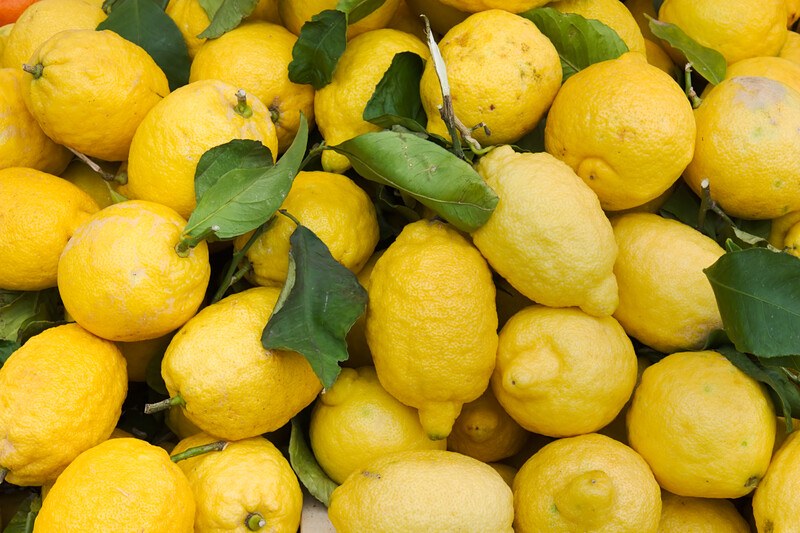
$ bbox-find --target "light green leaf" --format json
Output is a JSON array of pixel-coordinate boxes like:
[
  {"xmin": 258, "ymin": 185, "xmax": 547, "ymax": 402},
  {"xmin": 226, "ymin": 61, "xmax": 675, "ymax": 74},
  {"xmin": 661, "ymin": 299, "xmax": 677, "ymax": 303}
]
[
  {"xmin": 336, "ymin": 0, "xmax": 386, "ymax": 24},
  {"xmin": 289, "ymin": 417, "xmax": 338, "ymax": 506},
  {"xmin": 647, "ymin": 16, "xmax": 726, "ymax": 84},
  {"xmin": 288, "ymin": 10, "xmax": 348, "ymax": 89},
  {"xmin": 363, "ymin": 51, "xmax": 427, "ymax": 131},
  {"xmin": 197, "ymin": 0, "xmax": 224, "ymax": 19},
  {"xmin": 197, "ymin": 0, "xmax": 258, "ymax": 39},
  {"xmin": 0, "ymin": 288, "xmax": 62, "ymax": 343},
  {"xmin": 194, "ymin": 139, "xmax": 273, "ymax": 202},
  {"xmin": 2, "ymin": 494, "xmax": 40, "ymax": 533}
]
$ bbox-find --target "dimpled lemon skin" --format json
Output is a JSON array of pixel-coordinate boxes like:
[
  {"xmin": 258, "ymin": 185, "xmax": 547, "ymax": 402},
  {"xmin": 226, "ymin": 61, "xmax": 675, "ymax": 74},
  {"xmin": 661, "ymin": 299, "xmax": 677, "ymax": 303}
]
[
  {"xmin": 24, "ymin": 29, "xmax": 169, "ymax": 161},
  {"xmin": 492, "ymin": 306, "xmax": 638, "ymax": 438},
  {"xmin": 553, "ymin": 0, "xmax": 646, "ymax": 54},
  {"xmin": 420, "ymin": 10, "xmax": 561, "ymax": 147},
  {"xmin": 328, "ymin": 450, "xmax": 514, "ymax": 533},
  {"xmin": 627, "ymin": 351, "xmax": 776, "ymax": 499},
  {"xmin": 310, "ymin": 367, "xmax": 446, "ymax": 485},
  {"xmin": 34, "ymin": 438, "xmax": 195, "ymax": 533},
  {"xmin": 545, "ymin": 52, "xmax": 695, "ymax": 211},
  {"xmin": 514, "ymin": 433, "xmax": 661, "ymax": 533},
  {"xmin": 684, "ymin": 77, "xmax": 800, "ymax": 220},
  {"xmin": 171, "ymin": 434, "xmax": 302, "ymax": 532},
  {"xmin": 780, "ymin": 31, "xmax": 800, "ymax": 65},
  {"xmin": 0, "ymin": 167, "xmax": 98, "ymax": 291},
  {"xmin": 234, "ymin": 171, "xmax": 379, "ymax": 287},
  {"xmin": 162, "ymin": 287, "xmax": 322, "ymax": 441},
  {"xmin": 611, "ymin": 213, "xmax": 724, "ymax": 353},
  {"xmin": 658, "ymin": 491, "xmax": 750, "ymax": 533},
  {"xmin": 315, "ymin": 28, "xmax": 428, "ymax": 173},
  {"xmin": 57, "ymin": 200, "xmax": 211, "ymax": 342},
  {"xmin": 472, "ymin": 145, "xmax": 619, "ymax": 317},
  {"xmin": 721, "ymin": 56, "xmax": 800, "ymax": 95},
  {"xmin": 165, "ymin": 0, "xmax": 209, "ymax": 58},
  {"xmin": 279, "ymin": 0, "xmax": 401, "ymax": 40},
  {"xmin": 753, "ymin": 431, "xmax": 800, "ymax": 532},
  {"xmin": 126, "ymin": 79, "xmax": 279, "ymax": 219},
  {"xmin": 366, "ymin": 219, "xmax": 498, "ymax": 439},
  {"xmin": 0, "ymin": 324, "xmax": 127, "ymax": 486}
]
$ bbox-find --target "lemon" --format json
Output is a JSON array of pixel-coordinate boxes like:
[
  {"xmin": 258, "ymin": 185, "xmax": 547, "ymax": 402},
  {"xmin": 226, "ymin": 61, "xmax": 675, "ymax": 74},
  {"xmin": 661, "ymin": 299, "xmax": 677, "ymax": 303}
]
[
  {"xmin": 447, "ymin": 387, "xmax": 529, "ymax": 463},
  {"xmin": 343, "ymin": 250, "xmax": 384, "ymax": 368},
  {"xmin": 658, "ymin": 491, "xmax": 750, "ymax": 532},
  {"xmin": 310, "ymin": 366, "xmax": 446, "ymax": 484},
  {"xmin": 545, "ymin": 52, "xmax": 695, "ymax": 211},
  {"xmin": 435, "ymin": 0, "xmax": 549, "ymax": 12},
  {"xmin": 420, "ymin": 10, "xmax": 561, "ymax": 147},
  {"xmin": 753, "ymin": 430, "xmax": 800, "ymax": 532},
  {"xmin": 279, "ymin": 0, "xmax": 402, "ymax": 40},
  {"xmin": 714, "ymin": 56, "xmax": 800, "ymax": 95},
  {"xmin": 0, "ymin": 24, "xmax": 12, "ymax": 59},
  {"xmin": 233, "ymin": 171, "xmax": 379, "ymax": 287},
  {"xmin": 779, "ymin": 31, "xmax": 800, "ymax": 65},
  {"xmin": 1, "ymin": 0, "xmax": 105, "ymax": 69},
  {"xmin": 59, "ymin": 160, "xmax": 116, "ymax": 209},
  {"xmin": 553, "ymin": 0, "xmax": 647, "ymax": 54},
  {"xmin": 472, "ymin": 145, "xmax": 619, "ymax": 317},
  {"xmin": 126, "ymin": 79, "xmax": 279, "ymax": 219},
  {"xmin": 0, "ymin": 324, "xmax": 127, "ymax": 486},
  {"xmin": 33, "ymin": 438, "xmax": 195, "ymax": 532},
  {"xmin": 788, "ymin": 0, "xmax": 800, "ymax": 26},
  {"xmin": 189, "ymin": 22, "xmax": 315, "ymax": 152},
  {"xmin": 161, "ymin": 286, "xmax": 322, "ymax": 441},
  {"xmin": 58, "ymin": 200, "xmax": 211, "ymax": 342},
  {"xmin": 769, "ymin": 210, "xmax": 800, "ymax": 251},
  {"xmin": 493, "ymin": 305, "xmax": 638, "ymax": 438},
  {"xmin": 171, "ymin": 433, "xmax": 302, "ymax": 532},
  {"xmin": 513, "ymin": 433, "xmax": 661, "ymax": 532},
  {"xmin": 165, "ymin": 0, "xmax": 210, "ymax": 58},
  {"xmin": 627, "ymin": 351, "xmax": 776, "ymax": 498},
  {"xmin": 249, "ymin": 0, "xmax": 281, "ymax": 23},
  {"xmin": 315, "ymin": 28, "xmax": 428, "ymax": 173},
  {"xmin": 328, "ymin": 449, "xmax": 514, "ymax": 532},
  {"xmin": 405, "ymin": 0, "xmax": 468, "ymax": 36},
  {"xmin": 387, "ymin": 0, "xmax": 426, "ymax": 39},
  {"xmin": 684, "ymin": 76, "xmax": 800, "ymax": 219},
  {"xmin": 624, "ymin": 0, "xmax": 658, "ymax": 41},
  {"xmin": 366, "ymin": 219, "xmax": 497, "ymax": 439},
  {"xmin": 490, "ymin": 463, "xmax": 518, "ymax": 488},
  {"xmin": 611, "ymin": 213, "xmax": 724, "ymax": 353},
  {"xmin": 0, "ymin": 68, "xmax": 70, "ymax": 174},
  {"xmin": 117, "ymin": 334, "xmax": 173, "ymax": 382},
  {"xmin": 0, "ymin": 167, "xmax": 98, "ymax": 291},
  {"xmin": 166, "ymin": 406, "xmax": 203, "ymax": 440},
  {"xmin": 644, "ymin": 38, "xmax": 676, "ymax": 76}
]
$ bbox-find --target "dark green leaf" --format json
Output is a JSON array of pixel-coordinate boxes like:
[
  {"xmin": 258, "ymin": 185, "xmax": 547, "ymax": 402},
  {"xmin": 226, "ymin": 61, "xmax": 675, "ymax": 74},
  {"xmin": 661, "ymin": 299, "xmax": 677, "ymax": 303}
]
[
  {"xmin": 377, "ymin": 185, "xmax": 421, "ymax": 223},
  {"xmin": 182, "ymin": 115, "xmax": 308, "ymax": 241},
  {"xmin": 519, "ymin": 7, "xmax": 628, "ymax": 81},
  {"xmin": 0, "ymin": 289, "xmax": 62, "ymax": 342},
  {"xmin": 2, "ymin": 494, "xmax": 40, "ymax": 533},
  {"xmin": 702, "ymin": 329, "xmax": 731, "ymax": 350},
  {"xmin": 647, "ymin": 16, "xmax": 726, "ymax": 84},
  {"xmin": 194, "ymin": 140, "xmax": 273, "ymax": 202},
  {"xmin": 330, "ymin": 130, "xmax": 498, "ymax": 232},
  {"xmin": 336, "ymin": 0, "xmax": 386, "ymax": 24},
  {"xmin": 197, "ymin": 0, "xmax": 224, "ymax": 19},
  {"xmin": 288, "ymin": 10, "xmax": 348, "ymax": 89},
  {"xmin": 197, "ymin": 0, "xmax": 258, "ymax": 39},
  {"xmin": 97, "ymin": 0, "xmax": 190, "ymax": 91},
  {"xmin": 0, "ymin": 340, "xmax": 20, "ymax": 368},
  {"xmin": 659, "ymin": 182, "xmax": 716, "ymax": 237},
  {"xmin": 146, "ymin": 348, "xmax": 169, "ymax": 395},
  {"xmin": 653, "ymin": 0, "xmax": 664, "ymax": 13},
  {"xmin": 705, "ymin": 248, "xmax": 800, "ymax": 357},
  {"xmin": 262, "ymin": 223, "xmax": 367, "ymax": 388},
  {"xmin": 363, "ymin": 51, "xmax": 427, "ymax": 130},
  {"xmin": 512, "ymin": 116, "xmax": 547, "ymax": 153},
  {"xmin": 289, "ymin": 417, "xmax": 338, "ymax": 506}
]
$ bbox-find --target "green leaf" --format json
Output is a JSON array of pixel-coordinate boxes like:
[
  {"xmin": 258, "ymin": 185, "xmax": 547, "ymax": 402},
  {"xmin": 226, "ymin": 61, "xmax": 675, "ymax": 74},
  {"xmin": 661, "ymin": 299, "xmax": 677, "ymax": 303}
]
[
  {"xmin": 262, "ymin": 222, "xmax": 367, "ymax": 388},
  {"xmin": 704, "ymin": 248, "xmax": 800, "ymax": 357},
  {"xmin": 181, "ymin": 115, "xmax": 308, "ymax": 242},
  {"xmin": 197, "ymin": 0, "xmax": 224, "ymax": 19},
  {"xmin": 97, "ymin": 0, "xmax": 190, "ymax": 92},
  {"xmin": 519, "ymin": 7, "xmax": 628, "ymax": 81},
  {"xmin": 2, "ymin": 494, "xmax": 41, "ymax": 533},
  {"xmin": 0, "ymin": 288, "xmax": 62, "ymax": 342},
  {"xmin": 330, "ymin": 130, "xmax": 498, "ymax": 232},
  {"xmin": 336, "ymin": 0, "xmax": 386, "ymax": 24},
  {"xmin": 289, "ymin": 417, "xmax": 338, "ymax": 507},
  {"xmin": 647, "ymin": 16, "xmax": 726, "ymax": 84},
  {"xmin": 0, "ymin": 340, "xmax": 20, "ymax": 368},
  {"xmin": 363, "ymin": 51, "xmax": 427, "ymax": 130},
  {"xmin": 197, "ymin": 0, "xmax": 258, "ymax": 39},
  {"xmin": 288, "ymin": 10, "xmax": 348, "ymax": 89},
  {"xmin": 194, "ymin": 140, "xmax": 273, "ymax": 202}
]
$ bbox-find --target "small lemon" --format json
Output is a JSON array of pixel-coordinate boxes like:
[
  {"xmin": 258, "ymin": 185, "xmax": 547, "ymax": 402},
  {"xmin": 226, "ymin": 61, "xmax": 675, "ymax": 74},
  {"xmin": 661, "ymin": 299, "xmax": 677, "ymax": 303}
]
[
  {"xmin": 553, "ymin": 0, "xmax": 646, "ymax": 54},
  {"xmin": 644, "ymin": 38, "xmax": 676, "ymax": 76},
  {"xmin": 779, "ymin": 31, "xmax": 800, "ymax": 65},
  {"xmin": 490, "ymin": 463, "xmax": 518, "ymax": 488},
  {"xmin": 624, "ymin": 0, "xmax": 658, "ymax": 41},
  {"xmin": 116, "ymin": 334, "xmax": 173, "ymax": 382},
  {"xmin": 658, "ymin": 491, "xmax": 750, "ymax": 532},
  {"xmin": 59, "ymin": 160, "xmax": 116, "ymax": 209},
  {"xmin": 768, "ymin": 210, "xmax": 800, "ymax": 251},
  {"xmin": 0, "ymin": 24, "xmax": 12, "ymax": 59},
  {"xmin": 405, "ymin": 0, "xmax": 468, "ymax": 35},
  {"xmin": 165, "ymin": 0, "xmax": 210, "ymax": 58},
  {"xmin": 279, "ymin": 0, "xmax": 402, "ymax": 40},
  {"xmin": 753, "ymin": 430, "xmax": 800, "ymax": 532},
  {"xmin": 387, "ymin": 0, "xmax": 426, "ymax": 39},
  {"xmin": 434, "ymin": 0, "xmax": 549, "ymax": 13}
]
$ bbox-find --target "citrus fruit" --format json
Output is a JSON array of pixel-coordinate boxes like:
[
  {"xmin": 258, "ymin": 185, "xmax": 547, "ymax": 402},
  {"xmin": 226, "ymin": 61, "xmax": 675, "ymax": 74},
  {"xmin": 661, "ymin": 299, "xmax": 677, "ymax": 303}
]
[
  {"xmin": 624, "ymin": 0, "xmax": 659, "ymax": 41},
  {"xmin": 279, "ymin": 0, "xmax": 402, "ymax": 40},
  {"xmin": 644, "ymin": 38, "xmax": 676, "ymax": 75},
  {"xmin": 434, "ymin": 0, "xmax": 548, "ymax": 12},
  {"xmin": 553, "ymin": 0, "xmax": 646, "ymax": 54},
  {"xmin": 59, "ymin": 159, "xmax": 115, "ymax": 209},
  {"xmin": 116, "ymin": 334, "xmax": 172, "ymax": 382},
  {"xmin": 779, "ymin": 31, "xmax": 800, "ymax": 64},
  {"xmin": 658, "ymin": 491, "xmax": 750, "ymax": 532},
  {"xmin": 343, "ymin": 249, "xmax": 383, "ymax": 368},
  {"xmin": 713, "ymin": 56, "xmax": 800, "ymax": 95},
  {"xmin": 0, "ymin": 24, "xmax": 12, "ymax": 59},
  {"xmin": 0, "ymin": 0, "xmax": 36, "ymax": 26},
  {"xmin": 753, "ymin": 430, "xmax": 800, "ymax": 532},
  {"xmin": 165, "ymin": 0, "xmax": 210, "ymax": 58},
  {"xmin": 405, "ymin": 0, "xmax": 468, "ymax": 35}
]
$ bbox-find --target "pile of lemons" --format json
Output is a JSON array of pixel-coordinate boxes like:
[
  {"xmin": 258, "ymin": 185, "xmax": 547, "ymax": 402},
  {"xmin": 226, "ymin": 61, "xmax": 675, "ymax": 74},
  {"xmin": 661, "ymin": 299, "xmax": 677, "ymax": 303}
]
[{"xmin": 1, "ymin": 0, "xmax": 800, "ymax": 531}]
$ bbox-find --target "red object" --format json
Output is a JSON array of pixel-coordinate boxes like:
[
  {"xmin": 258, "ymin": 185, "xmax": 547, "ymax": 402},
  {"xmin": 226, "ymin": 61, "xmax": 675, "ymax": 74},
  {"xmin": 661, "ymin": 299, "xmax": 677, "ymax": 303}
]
[{"xmin": 0, "ymin": 0, "xmax": 38, "ymax": 26}]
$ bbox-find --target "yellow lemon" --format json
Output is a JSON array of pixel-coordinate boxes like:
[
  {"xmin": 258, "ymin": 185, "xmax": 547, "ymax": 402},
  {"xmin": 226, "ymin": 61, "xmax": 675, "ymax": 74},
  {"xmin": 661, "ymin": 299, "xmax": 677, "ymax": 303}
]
[
  {"xmin": 644, "ymin": 38, "xmax": 676, "ymax": 76},
  {"xmin": 343, "ymin": 250, "xmax": 384, "ymax": 368},
  {"xmin": 0, "ymin": 167, "xmax": 98, "ymax": 291},
  {"xmin": 310, "ymin": 366, "xmax": 446, "ymax": 484},
  {"xmin": 328, "ymin": 449, "xmax": 514, "ymax": 532},
  {"xmin": 116, "ymin": 333, "xmax": 173, "ymax": 382},
  {"xmin": 490, "ymin": 463, "xmax": 518, "ymax": 488},
  {"xmin": 0, "ymin": 324, "xmax": 127, "ymax": 486},
  {"xmin": 753, "ymin": 430, "xmax": 800, "ymax": 532},
  {"xmin": 166, "ymin": 406, "xmax": 203, "ymax": 440},
  {"xmin": 0, "ymin": 24, "xmax": 12, "ymax": 59},
  {"xmin": 493, "ymin": 305, "xmax": 638, "ymax": 438},
  {"xmin": 435, "ymin": 0, "xmax": 549, "ymax": 12},
  {"xmin": 279, "ymin": 0, "xmax": 402, "ymax": 40},
  {"xmin": 657, "ymin": 491, "xmax": 750, "ymax": 532},
  {"xmin": 161, "ymin": 287, "xmax": 322, "ymax": 440},
  {"xmin": 366, "ymin": 219, "xmax": 498, "ymax": 439},
  {"xmin": 624, "ymin": 0, "xmax": 658, "ymax": 41},
  {"xmin": 768, "ymin": 210, "xmax": 800, "ymax": 250},
  {"xmin": 779, "ymin": 31, "xmax": 800, "ymax": 65},
  {"xmin": 513, "ymin": 433, "xmax": 662, "ymax": 532},
  {"xmin": 627, "ymin": 351, "xmax": 776, "ymax": 498},
  {"xmin": 59, "ymin": 159, "xmax": 116, "ymax": 209},
  {"xmin": 472, "ymin": 145, "xmax": 619, "ymax": 317},
  {"xmin": 23, "ymin": 29, "xmax": 169, "ymax": 161},
  {"xmin": 420, "ymin": 10, "xmax": 561, "ymax": 147},
  {"xmin": 165, "ymin": 0, "xmax": 210, "ymax": 58},
  {"xmin": 0, "ymin": 68, "xmax": 70, "ymax": 173},
  {"xmin": 234, "ymin": 171, "xmax": 379, "ymax": 287},
  {"xmin": 545, "ymin": 52, "xmax": 695, "ymax": 211},
  {"xmin": 405, "ymin": 0, "xmax": 468, "ymax": 36},
  {"xmin": 171, "ymin": 433, "xmax": 302, "ymax": 532},
  {"xmin": 58, "ymin": 200, "xmax": 211, "ymax": 342},
  {"xmin": 716, "ymin": 56, "xmax": 800, "ymax": 94},
  {"xmin": 684, "ymin": 76, "xmax": 800, "ymax": 219},
  {"xmin": 315, "ymin": 28, "xmax": 428, "ymax": 173},
  {"xmin": 788, "ymin": 0, "xmax": 800, "ymax": 26},
  {"xmin": 610, "ymin": 213, "xmax": 724, "ymax": 353},
  {"xmin": 33, "ymin": 438, "xmax": 195, "ymax": 532},
  {"xmin": 249, "ymin": 0, "xmax": 281, "ymax": 23},
  {"xmin": 387, "ymin": 0, "xmax": 426, "ymax": 39},
  {"xmin": 189, "ymin": 22, "xmax": 315, "ymax": 152},
  {"xmin": 553, "ymin": 0, "xmax": 647, "ymax": 54}
]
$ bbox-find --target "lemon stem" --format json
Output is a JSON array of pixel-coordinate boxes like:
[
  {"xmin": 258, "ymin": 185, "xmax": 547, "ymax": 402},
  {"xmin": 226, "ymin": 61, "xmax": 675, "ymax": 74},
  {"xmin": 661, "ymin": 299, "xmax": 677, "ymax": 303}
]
[
  {"xmin": 269, "ymin": 106, "xmax": 280, "ymax": 124},
  {"xmin": 175, "ymin": 225, "xmax": 220, "ymax": 258},
  {"xmin": 0, "ymin": 467, "xmax": 7, "ymax": 485},
  {"xmin": 245, "ymin": 513, "xmax": 267, "ymax": 531},
  {"xmin": 698, "ymin": 178, "xmax": 734, "ymax": 230},
  {"xmin": 143, "ymin": 394, "xmax": 185, "ymax": 414},
  {"xmin": 234, "ymin": 89, "xmax": 253, "ymax": 119},
  {"xmin": 66, "ymin": 147, "xmax": 117, "ymax": 182},
  {"xmin": 683, "ymin": 63, "xmax": 702, "ymax": 109},
  {"xmin": 170, "ymin": 441, "xmax": 227, "ymax": 463},
  {"xmin": 22, "ymin": 63, "xmax": 43, "ymax": 79},
  {"xmin": 278, "ymin": 209, "xmax": 301, "ymax": 226}
]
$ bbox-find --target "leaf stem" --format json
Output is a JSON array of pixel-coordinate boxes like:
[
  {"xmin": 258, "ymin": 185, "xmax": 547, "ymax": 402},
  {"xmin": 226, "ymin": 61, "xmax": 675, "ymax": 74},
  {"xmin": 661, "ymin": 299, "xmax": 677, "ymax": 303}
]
[
  {"xmin": 234, "ymin": 89, "xmax": 253, "ymax": 119},
  {"xmin": 210, "ymin": 219, "xmax": 273, "ymax": 304},
  {"xmin": 0, "ymin": 467, "xmax": 7, "ymax": 485},
  {"xmin": 143, "ymin": 395, "xmax": 185, "ymax": 414},
  {"xmin": 278, "ymin": 209, "xmax": 301, "ymax": 226},
  {"xmin": 65, "ymin": 147, "xmax": 118, "ymax": 182},
  {"xmin": 782, "ymin": 367, "xmax": 800, "ymax": 385},
  {"xmin": 245, "ymin": 513, "xmax": 267, "ymax": 531},
  {"xmin": 300, "ymin": 144, "xmax": 326, "ymax": 170},
  {"xmin": 170, "ymin": 441, "xmax": 227, "ymax": 463},
  {"xmin": 175, "ymin": 225, "xmax": 220, "ymax": 257},
  {"xmin": 698, "ymin": 178, "xmax": 734, "ymax": 230},
  {"xmin": 684, "ymin": 63, "xmax": 703, "ymax": 109}
]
